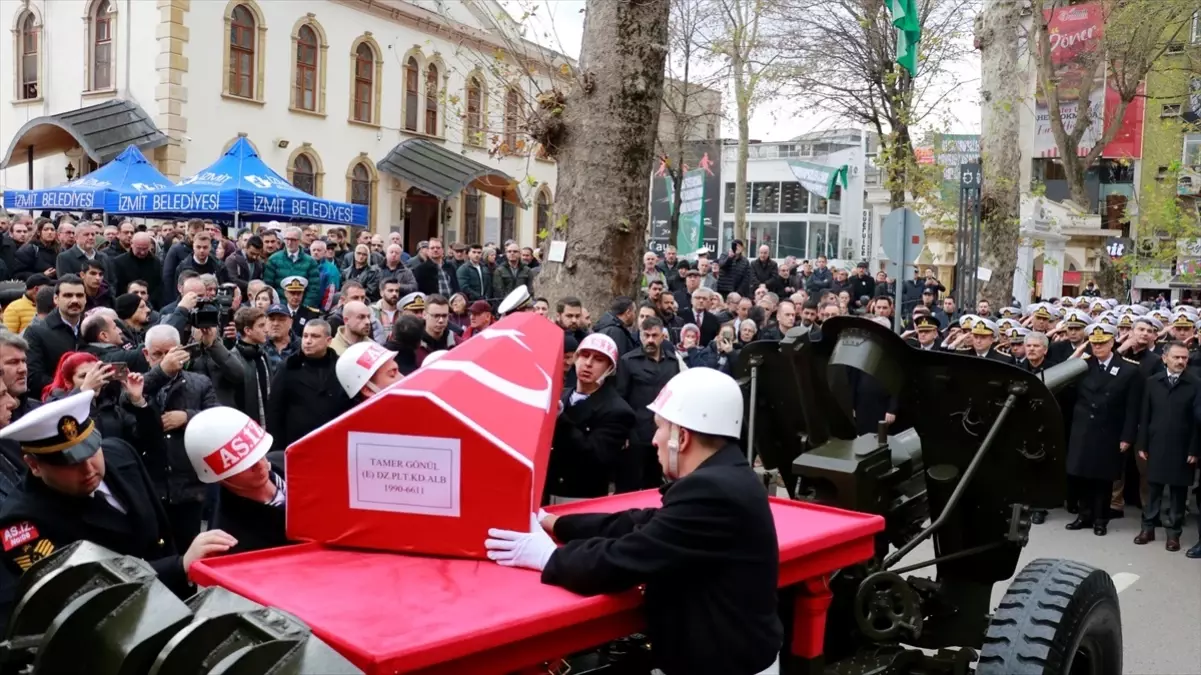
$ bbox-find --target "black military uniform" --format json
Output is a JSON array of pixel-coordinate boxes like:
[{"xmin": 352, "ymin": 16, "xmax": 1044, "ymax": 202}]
[
  {"xmin": 281, "ymin": 276, "xmax": 324, "ymax": 337},
  {"xmin": 212, "ymin": 468, "xmax": 288, "ymax": 554},
  {"xmin": 962, "ymin": 317, "xmax": 1013, "ymax": 363},
  {"xmin": 543, "ymin": 444, "xmax": 782, "ymax": 675},
  {"xmin": 545, "ymin": 382, "xmax": 635, "ymax": 504},
  {"xmin": 0, "ymin": 391, "xmax": 187, "ymax": 616},
  {"xmin": 1065, "ymin": 324, "xmax": 1143, "ymax": 536},
  {"xmin": 906, "ymin": 314, "xmax": 942, "ymax": 351}
]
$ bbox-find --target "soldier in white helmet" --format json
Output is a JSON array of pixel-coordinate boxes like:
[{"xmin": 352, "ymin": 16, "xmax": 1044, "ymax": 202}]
[
  {"xmin": 544, "ymin": 333, "xmax": 634, "ymax": 505},
  {"xmin": 335, "ymin": 341, "xmax": 402, "ymax": 402},
  {"xmin": 484, "ymin": 368, "xmax": 782, "ymax": 675},
  {"xmin": 185, "ymin": 407, "xmax": 287, "ymax": 553}
]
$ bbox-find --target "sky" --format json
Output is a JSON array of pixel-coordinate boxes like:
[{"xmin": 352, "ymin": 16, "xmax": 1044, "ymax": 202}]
[{"xmin": 498, "ymin": 0, "xmax": 983, "ymax": 142}]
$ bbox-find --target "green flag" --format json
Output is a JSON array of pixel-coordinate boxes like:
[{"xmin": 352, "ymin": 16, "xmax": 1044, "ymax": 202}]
[
  {"xmin": 886, "ymin": 0, "xmax": 921, "ymax": 76},
  {"xmin": 786, "ymin": 161, "xmax": 849, "ymax": 199}
]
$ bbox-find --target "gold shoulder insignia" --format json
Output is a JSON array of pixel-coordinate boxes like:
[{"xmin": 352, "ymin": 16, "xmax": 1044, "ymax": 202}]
[
  {"xmin": 1122, "ymin": 357, "xmax": 1139, "ymax": 365},
  {"xmin": 13, "ymin": 538, "xmax": 54, "ymax": 572}
]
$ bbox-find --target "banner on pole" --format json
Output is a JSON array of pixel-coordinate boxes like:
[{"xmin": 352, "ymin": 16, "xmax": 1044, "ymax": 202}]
[{"xmin": 786, "ymin": 160, "xmax": 849, "ymax": 199}]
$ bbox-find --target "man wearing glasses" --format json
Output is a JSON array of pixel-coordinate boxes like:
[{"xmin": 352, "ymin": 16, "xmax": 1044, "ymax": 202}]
[{"xmin": 263, "ymin": 227, "xmax": 321, "ymax": 308}]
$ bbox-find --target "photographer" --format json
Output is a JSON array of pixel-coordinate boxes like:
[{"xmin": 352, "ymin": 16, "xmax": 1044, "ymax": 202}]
[
  {"xmin": 79, "ymin": 307, "xmax": 148, "ymax": 372},
  {"xmin": 717, "ymin": 240, "xmax": 751, "ymax": 298},
  {"xmin": 43, "ymin": 353, "xmax": 163, "ymax": 455}
]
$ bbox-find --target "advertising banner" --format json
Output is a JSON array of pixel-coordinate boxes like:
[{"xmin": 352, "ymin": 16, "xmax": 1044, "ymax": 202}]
[
  {"xmin": 649, "ymin": 141, "xmax": 720, "ymax": 257},
  {"xmin": 934, "ymin": 134, "xmax": 980, "ymax": 202},
  {"xmin": 1035, "ymin": 2, "xmax": 1144, "ymax": 160},
  {"xmin": 674, "ymin": 169, "xmax": 706, "ymax": 256},
  {"xmin": 786, "ymin": 160, "xmax": 849, "ymax": 199}
]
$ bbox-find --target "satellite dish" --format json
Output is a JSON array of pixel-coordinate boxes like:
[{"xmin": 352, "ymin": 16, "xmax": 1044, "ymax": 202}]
[{"xmin": 498, "ymin": 286, "xmax": 532, "ymax": 316}]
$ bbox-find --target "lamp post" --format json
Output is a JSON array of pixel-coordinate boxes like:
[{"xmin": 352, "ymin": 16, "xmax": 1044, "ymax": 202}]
[{"xmin": 65, "ymin": 163, "xmax": 76, "ymax": 181}]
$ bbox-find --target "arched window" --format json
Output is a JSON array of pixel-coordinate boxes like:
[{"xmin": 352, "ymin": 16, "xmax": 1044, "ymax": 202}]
[
  {"xmin": 503, "ymin": 88, "xmax": 520, "ymax": 154},
  {"xmin": 228, "ymin": 4, "xmax": 256, "ymax": 98},
  {"xmin": 353, "ymin": 43, "xmax": 375, "ymax": 123},
  {"xmin": 294, "ymin": 24, "xmax": 318, "ymax": 111},
  {"xmin": 90, "ymin": 0, "xmax": 113, "ymax": 90},
  {"xmin": 404, "ymin": 57, "xmax": 419, "ymax": 131},
  {"xmin": 500, "ymin": 200, "xmax": 516, "ymax": 244},
  {"xmin": 350, "ymin": 162, "xmax": 373, "ymax": 220},
  {"xmin": 465, "ymin": 77, "xmax": 483, "ymax": 146},
  {"xmin": 17, "ymin": 12, "xmax": 40, "ymax": 100},
  {"xmin": 462, "ymin": 187, "xmax": 481, "ymax": 244},
  {"xmin": 292, "ymin": 154, "xmax": 316, "ymax": 195},
  {"xmin": 425, "ymin": 64, "xmax": 439, "ymax": 135},
  {"xmin": 536, "ymin": 189, "xmax": 551, "ymax": 246}
]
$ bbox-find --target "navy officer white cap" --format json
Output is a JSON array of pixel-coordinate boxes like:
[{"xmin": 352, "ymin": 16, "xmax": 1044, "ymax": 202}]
[{"xmin": 0, "ymin": 390, "xmax": 102, "ymax": 465}]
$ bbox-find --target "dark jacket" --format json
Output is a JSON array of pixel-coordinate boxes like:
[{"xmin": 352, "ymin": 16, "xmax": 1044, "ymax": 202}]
[
  {"xmin": 413, "ymin": 258, "xmax": 461, "ymax": 296},
  {"xmin": 56, "ymin": 247, "xmax": 114, "ymax": 282},
  {"xmin": 376, "ymin": 263, "xmax": 419, "ymax": 296},
  {"xmin": 717, "ymin": 253, "xmax": 751, "ymax": 297},
  {"xmin": 0, "ymin": 234, "xmax": 17, "ymax": 280},
  {"xmin": 594, "ymin": 312, "xmax": 638, "ymax": 355},
  {"xmin": 143, "ymin": 366, "xmax": 219, "ymax": 503},
  {"xmin": 804, "ymin": 267, "xmax": 832, "ymax": 296},
  {"xmin": 113, "ymin": 251, "xmax": 165, "ymax": 308},
  {"xmin": 849, "ymin": 273, "xmax": 876, "ymax": 304},
  {"xmin": 24, "ymin": 309, "xmax": 81, "ymax": 398},
  {"xmin": 455, "ymin": 262, "xmax": 493, "ymax": 302},
  {"xmin": 656, "ymin": 259, "xmax": 688, "ymax": 293},
  {"xmin": 543, "ymin": 444, "xmax": 782, "ymax": 675},
  {"xmin": 212, "ymin": 470, "xmax": 289, "ymax": 554},
  {"xmin": 679, "ymin": 308, "xmax": 721, "ymax": 347},
  {"xmin": 1066, "ymin": 355, "xmax": 1143, "ymax": 481},
  {"xmin": 545, "ymin": 383, "xmax": 635, "ymax": 500},
  {"xmin": 1136, "ymin": 370, "xmax": 1201, "ymax": 486},
  {"xmin": 616, "ymin": 348, "xmax": 681, "ymax": 474},
  {"xmin": 748, "ymin": 258, "xmax": 778, "ymax": 288},
  {"xmin": 493, "ymin": 262, "xmax": 533, "ymax": 300},
  {"xmin": 81, "ymin": 341, "xmax": 150, "ymax": 373},
  {"xmin": 175, "ymin": 255, "xmax": 223, "ymax": 283},
  {"xmin": 161, "ymin": 241, "xmax": 194, "ymax": 304},
  {"xmin": 266, "ymin": 349, "xmax": 353, "ymax": 452},
  {"xmin": 13, "ymin": 242, "xmax": 58, "ymax": 281},
  {"xmin": 0, "ymin": 439, "xmax": 187, "ymax": 607},
  {"xmin": 342, "ymin": 263, "xmax": 381, "ymax": 301},
  {"xmin": 223, "ymin": 250, "xmax": 264, "ymax": 297},
  {"xmin": 228, "ymin": 341, "xmax": 271, "ymax": 427}
]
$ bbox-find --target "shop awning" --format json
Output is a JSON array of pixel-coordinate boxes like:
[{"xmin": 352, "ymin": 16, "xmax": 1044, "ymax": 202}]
[
  {"xmin": 377, "ymin": 139, "xmax": 524, "ymax": 206},
  {"xmin": 0, "ymin": 100, "xmax": 167, "ymax": 169}
]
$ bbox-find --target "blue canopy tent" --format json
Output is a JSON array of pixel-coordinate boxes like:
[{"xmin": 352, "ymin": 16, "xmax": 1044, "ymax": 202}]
[
  {"xmin": 107, "ymin": 137, "xmax": 368, "ymax": 227},
  {"xmin": 2, "ymin": 145, "xmax": 173, "ymax": 212}
]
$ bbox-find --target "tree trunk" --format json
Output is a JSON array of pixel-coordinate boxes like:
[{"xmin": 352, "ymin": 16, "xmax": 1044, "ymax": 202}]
[
  {"xmin": 534, "ymin": 0, "xmax": 671, "ymax": 318},
  {"xmin": 887, "ymin": 125, "xmax": 913, "ymax": 210},
  {"xmin": 734, "ymin": 96, "xmax": 750, "ymax": 243},
  {"xmin": 977, "ymin": 0, "xmax": 1022, "ymax": 309},
  {"xmin": 668, "ymin": 168, "xmax": 683, "ymax": 244}
]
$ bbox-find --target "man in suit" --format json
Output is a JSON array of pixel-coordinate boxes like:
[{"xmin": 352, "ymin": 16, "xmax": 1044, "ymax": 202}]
[
  {"xmin": 1065, "ymin": 323, "xmax": 1143, "ymax": 536},
  {"xmin": 0, "ymin": 390, "xmax": 236, "ymax": 618},
  {"xmin": 679, "ymin": 287, "xmax": 721, "ymax": 347},
  {"xmin": 544, "ymin": 334, "xmax": 634, "ymax": 504},
  {"xmin": 1133, "ymin": 342, "xmax": 1201, "ymax": 553}
]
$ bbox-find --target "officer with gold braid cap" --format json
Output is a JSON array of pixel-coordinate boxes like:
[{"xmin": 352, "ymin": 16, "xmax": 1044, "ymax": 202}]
[{"xmin": 0, "ymin": 391, "xmax": 236, "ymax": 611}]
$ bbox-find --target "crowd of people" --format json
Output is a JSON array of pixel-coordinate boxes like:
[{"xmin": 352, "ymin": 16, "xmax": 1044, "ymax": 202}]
[{"xmin": 0, "ymin": 208, "xmax": 1198, "ymax": 672}]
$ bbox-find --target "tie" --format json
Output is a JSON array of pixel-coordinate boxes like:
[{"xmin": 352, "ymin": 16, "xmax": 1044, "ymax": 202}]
[{"xmin": 1169, "ymin": 374, "xmax": 1178, "ymax": 387}]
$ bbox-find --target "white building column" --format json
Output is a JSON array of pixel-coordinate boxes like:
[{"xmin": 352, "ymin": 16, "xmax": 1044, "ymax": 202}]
[
  {"xmin": 1040, "ymin": 233, "xmax": 1069, "ymax": 300},
  {"xmin": 1013, "ymin": 235, "xmax": 1036, "ymax": 305}
]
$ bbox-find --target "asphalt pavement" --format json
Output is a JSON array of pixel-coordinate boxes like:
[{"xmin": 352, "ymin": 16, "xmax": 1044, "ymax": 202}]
[{"xmin": 760, "ymin": 502, "xmax": 1201, "ymax": 675}]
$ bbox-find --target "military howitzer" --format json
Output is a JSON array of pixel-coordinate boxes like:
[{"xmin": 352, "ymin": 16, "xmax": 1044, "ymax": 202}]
[
  {"xmin": 736, "ymin": 316, "xmax": 1123, "ymax": 675},
  {"xmin": 0, "ymin": 541, "xmax": 361, "ymax": 675}
]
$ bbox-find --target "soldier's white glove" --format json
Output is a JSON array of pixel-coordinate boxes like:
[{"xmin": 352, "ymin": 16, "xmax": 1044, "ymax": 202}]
[{"xmin": 485, "ymin": 513, "xmax": 556, "ymax": 571}]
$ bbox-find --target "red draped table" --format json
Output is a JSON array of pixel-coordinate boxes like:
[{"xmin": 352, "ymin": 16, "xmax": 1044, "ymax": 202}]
[{"xmin": 191, "ymin": 491, "xmax": 884, "ymax": 674}]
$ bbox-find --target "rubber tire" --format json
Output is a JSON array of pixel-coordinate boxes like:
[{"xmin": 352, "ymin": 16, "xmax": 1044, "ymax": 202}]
[{"xmin": 977, "ymin": 558, "xmax": 1121, "ymax": 675}]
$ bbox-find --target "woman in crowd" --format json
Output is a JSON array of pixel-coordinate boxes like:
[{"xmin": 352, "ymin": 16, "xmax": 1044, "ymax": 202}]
[
  {"xmin": 13, "ymin": 219, "xmax": 59, "ymax": 280},
  {"xmin": 40, "ymin": 351, "xmax": 163, "ymax": 449},
  {"xmin": 448, "ymin": 293, "xmax": 469, "ymax": 336},
  {"xmin": 253, "ymin": 288, "xmax": 278, "ymax": 310}
]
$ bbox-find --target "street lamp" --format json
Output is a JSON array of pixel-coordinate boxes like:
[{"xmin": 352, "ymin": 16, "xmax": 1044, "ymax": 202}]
[{"xmin": 65, "ymin": 163, "xmax": 76, "ymax": 181}]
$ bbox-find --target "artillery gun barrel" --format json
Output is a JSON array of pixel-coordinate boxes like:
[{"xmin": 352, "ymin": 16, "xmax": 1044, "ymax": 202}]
[{"xmin": 1036, "ymin": 357, "xmax": 1088, "ymax": 393}]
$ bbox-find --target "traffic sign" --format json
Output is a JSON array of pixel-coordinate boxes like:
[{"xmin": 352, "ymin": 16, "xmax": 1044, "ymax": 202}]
[{"xmin": 959, "ymin": 163, "xmax": 982, "ymax": 189}]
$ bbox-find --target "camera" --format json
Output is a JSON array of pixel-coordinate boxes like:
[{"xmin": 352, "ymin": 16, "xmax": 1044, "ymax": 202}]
[{"xmin": 189, "ymin": 286, "xmax": 236, "ymax": 329}]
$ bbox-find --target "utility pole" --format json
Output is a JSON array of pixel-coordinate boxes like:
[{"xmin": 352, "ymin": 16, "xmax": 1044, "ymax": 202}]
[{"xmin": 975, "ymin": 0, "xmax": 1023, "ymax": 309}]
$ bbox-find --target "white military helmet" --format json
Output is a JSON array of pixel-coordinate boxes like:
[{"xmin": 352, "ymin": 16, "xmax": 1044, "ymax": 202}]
[
  {"xmin": 336, "ymin": 341, "xmax": 397, "ymax": 398},
  {"xmin": 498, "ymin": 285, "xmax": 532, "ymax": 316},
  {"xmin": 577, "ymin": 333, "xmax": 620, "ymax": 380},
  {"xmin": 647, "ymin": 367, "xmax": 743, "ymax": 438},
  {"xmin": 422, "ymin": 349, "xmax": 450, "ymax": 367},
  {"xmin": 184, "ymin": 407, "xmax": 273, "ymax": 484}
]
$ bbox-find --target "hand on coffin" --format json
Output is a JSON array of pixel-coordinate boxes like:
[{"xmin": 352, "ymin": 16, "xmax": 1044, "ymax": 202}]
[
  {"xmin": 486, "ymin": 513, "xmax": 557, "ymax": 572},
  {"xmin": 537, "ymin": 508, "xmax": 557, "ymax": 535}
]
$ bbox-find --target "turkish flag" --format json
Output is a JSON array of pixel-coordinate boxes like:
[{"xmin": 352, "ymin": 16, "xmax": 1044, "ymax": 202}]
[{"xmin": 285, "ymin": 313, "xmax": 563, "ymax": 559}]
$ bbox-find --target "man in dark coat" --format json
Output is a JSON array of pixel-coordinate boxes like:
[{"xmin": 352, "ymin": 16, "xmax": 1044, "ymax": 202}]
[
  {"xmin": 748, "ymin": 245, "xmax": 778, "ymax": 289},
  {"xmin": 266, "ymin": 320, "xmax": 353, "ymax": 455},
  {"xmin": 679, "ymin": 287, "xmax": 721, "ymax": 347},
  {"xmin": 594, "ymin": 297, "xmax": 639, "ymax": 355},
  {"xmin": 545, "ymin": 334, "xmax": 634, "ymax": 504},
  {"xmin": 615, "ymin": 316, "xmax": 681, "ymax": 492},
  {"xmin": 716, "ymin": 240, "xmax": 751, "ymax": 297},
  {"xmin": 412, "ymin": 238, "xmax": 461, "ymax": 297},
  {"xmin": 1133, "ymin": 342, "xmax": 1200, "ymax": 552},
  {"xmin": 24, "ymin": 277, "xmax": 86, "ymax": 398},
  {"xmin": 113, "ymin": 232, "xmax": 165, "ymax": 309},
  {"xmin": 1065, "ymin": 323, "xmax": 1143, "ymax": 536}
]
